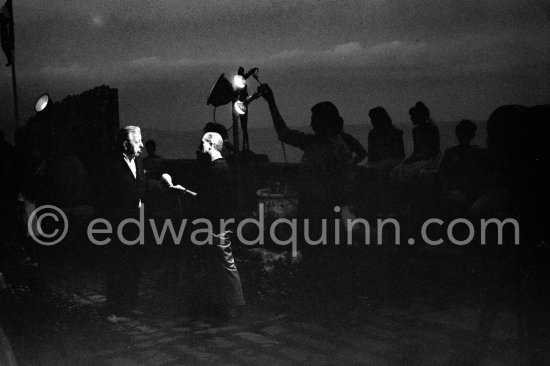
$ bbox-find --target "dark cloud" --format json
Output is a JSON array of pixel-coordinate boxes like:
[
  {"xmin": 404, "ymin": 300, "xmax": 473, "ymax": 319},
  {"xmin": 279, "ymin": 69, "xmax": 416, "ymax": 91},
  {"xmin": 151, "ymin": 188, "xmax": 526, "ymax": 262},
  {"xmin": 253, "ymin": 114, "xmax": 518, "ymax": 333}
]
[{"xmin": 16, "ymin": 0, "xmax": 550, "ymax": 70}]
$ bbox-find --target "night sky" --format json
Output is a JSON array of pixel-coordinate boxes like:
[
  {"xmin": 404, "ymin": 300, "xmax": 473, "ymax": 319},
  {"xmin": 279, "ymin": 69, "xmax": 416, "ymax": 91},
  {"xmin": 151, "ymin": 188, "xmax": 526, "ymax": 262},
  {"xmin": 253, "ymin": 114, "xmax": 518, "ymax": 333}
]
[{"xmin": 1, "ymin": 0, "xmax": 549, "ymax": 142}]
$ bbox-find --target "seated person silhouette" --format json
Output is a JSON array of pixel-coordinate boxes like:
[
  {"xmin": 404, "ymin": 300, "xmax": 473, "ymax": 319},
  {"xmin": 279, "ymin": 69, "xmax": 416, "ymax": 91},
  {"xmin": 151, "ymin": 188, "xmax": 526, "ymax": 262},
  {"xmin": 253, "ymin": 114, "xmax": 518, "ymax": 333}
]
[
  {"xmin": 391, "ymin": 101, "xmax": 441, "ymax": 183},
  {"xmin": 357, "ymin": 107, "xmax": 405, "ymax": 215},
  {"xmin": 363, "ymin": 106, "xmax": 404, "ymax": 170},
  {"xmin": 471, "ymin": 105, "xmax": 550, "ymax": 357},
  {"xmin": 142, "ymin": 140, "xmax": 163, "ymax": 178},
  {"xmin": 439, "ymin": 119, "xmax": 489, "ymax": 216}
]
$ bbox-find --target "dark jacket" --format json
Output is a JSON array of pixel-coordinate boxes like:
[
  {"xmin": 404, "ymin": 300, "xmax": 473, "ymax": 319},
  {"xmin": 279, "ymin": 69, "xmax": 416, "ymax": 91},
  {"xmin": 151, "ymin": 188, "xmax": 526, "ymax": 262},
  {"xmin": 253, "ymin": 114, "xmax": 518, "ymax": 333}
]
[
  {"xmin": 195, "ymin": 158, "xmax": 234, "ymax": 221},
  {"xmin": 99, "ymin": 154, "xmax": 145, "ymax": 223}
]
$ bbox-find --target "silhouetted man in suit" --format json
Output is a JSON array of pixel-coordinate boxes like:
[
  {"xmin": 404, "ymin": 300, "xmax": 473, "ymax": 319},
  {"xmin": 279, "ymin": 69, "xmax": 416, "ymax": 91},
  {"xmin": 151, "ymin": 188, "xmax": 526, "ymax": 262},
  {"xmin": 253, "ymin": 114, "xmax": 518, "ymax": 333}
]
[
  {"xmin": 185, "ymin": 132, "xmax": 245, "ymax": 319},
  {"xmin": 100, "ymin": 126, "xmax": 145, "ymax": 323}
]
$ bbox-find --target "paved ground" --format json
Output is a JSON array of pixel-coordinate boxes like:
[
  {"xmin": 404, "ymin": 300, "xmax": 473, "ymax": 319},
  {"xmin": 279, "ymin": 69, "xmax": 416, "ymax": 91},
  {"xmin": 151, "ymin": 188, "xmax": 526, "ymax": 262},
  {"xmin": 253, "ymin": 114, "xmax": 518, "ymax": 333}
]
[{"xmin": 1, "ymin": 246, "xmax": 549, "ymax": 366}]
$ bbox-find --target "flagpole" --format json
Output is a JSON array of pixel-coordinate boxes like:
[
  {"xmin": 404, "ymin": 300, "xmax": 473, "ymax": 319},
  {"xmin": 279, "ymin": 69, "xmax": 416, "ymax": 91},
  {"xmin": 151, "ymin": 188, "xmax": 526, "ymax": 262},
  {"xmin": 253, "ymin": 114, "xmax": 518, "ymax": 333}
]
[
  {"xmin": 9, "ymin": 0, "xmax": 18, "ymax": 131},
  {"xmin": 10, "ymin": 50, "xmax": 19, "ymax": 130},
  {"xmin": 2, "ymin": 0, "xmax": 18, "ymax": 134}
]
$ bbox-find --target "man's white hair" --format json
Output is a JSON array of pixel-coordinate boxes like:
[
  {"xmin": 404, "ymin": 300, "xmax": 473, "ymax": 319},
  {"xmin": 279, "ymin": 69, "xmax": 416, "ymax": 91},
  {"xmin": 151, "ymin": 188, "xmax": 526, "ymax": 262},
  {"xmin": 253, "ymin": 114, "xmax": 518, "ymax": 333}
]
[
  {"xmin": 202, "ymin": 132, "xmax": 224, "ymax": 152},
  {"xmin": 118, "ymin": 125, "xmax": 141, "ymax": 146}
]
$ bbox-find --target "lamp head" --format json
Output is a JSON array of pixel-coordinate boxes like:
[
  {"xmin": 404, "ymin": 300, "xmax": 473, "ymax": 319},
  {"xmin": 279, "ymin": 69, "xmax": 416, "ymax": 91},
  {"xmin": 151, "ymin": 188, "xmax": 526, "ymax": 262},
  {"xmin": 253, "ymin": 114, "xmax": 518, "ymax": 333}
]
[
  {"xmin": 233, "ymin": 75, "xmax": 246, "ymax": 89},
  {"xmin": 35, "ymin": 93, "xmax": 51, "ymax": 113},
  {"xmin": 234, "ymin": 101, "xmax": 247, "ymax": 115},
  {"xmin": 233, "ymin": 67, "xmax": 259, "ymax": 89},
  {"xmin": 207, "ymin": 74, "xmax": 234, "ymax": 107},
  {"xmin": 234, "ymin": 90, "xmax": 262, "ymax": 115}
]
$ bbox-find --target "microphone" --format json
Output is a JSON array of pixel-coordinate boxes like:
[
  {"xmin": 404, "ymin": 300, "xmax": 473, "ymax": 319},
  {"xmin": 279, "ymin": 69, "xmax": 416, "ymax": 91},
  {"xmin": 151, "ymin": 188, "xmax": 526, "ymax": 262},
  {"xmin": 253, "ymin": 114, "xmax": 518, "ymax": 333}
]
[
  {"xmin": 161, "ymin": 173, "xmax": 173, "ymax": 186},
  {"xmin": 170, "ymin": 185, "xmax": 198, "ymax": 196},
  {"xmin": 161, "ymin": 173, "xmax": 198, "ymax": 196}
]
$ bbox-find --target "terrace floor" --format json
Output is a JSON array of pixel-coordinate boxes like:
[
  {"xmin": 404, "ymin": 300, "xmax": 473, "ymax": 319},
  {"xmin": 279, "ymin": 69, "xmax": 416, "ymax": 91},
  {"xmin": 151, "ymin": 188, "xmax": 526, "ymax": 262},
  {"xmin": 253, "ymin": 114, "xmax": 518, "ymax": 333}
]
[{"xmin": 1, "ymin": 243, "xmax": 549, "ymax": 366}]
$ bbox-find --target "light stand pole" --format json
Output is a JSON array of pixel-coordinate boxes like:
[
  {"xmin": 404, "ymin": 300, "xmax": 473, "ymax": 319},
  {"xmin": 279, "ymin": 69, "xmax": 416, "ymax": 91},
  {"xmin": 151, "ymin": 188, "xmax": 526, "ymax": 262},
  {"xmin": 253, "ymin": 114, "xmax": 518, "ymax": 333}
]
[
  {"xmin": 206, "ymin": 68, "xmax": 261, "ymax": 216},
  {"xmin": 232, "ymin": 66, "xmax": 253, "ymax": 154},
  {"xmin": 232, "ymin": 67, "xmax": 245, "ymax": 217}
]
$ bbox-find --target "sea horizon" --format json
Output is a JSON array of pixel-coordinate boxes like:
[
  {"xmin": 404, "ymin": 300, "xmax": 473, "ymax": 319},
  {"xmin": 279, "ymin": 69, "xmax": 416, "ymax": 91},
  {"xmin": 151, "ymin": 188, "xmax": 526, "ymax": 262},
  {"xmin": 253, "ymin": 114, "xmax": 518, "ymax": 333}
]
[{"xmin": 143, "ymin": 120, "xmax": 488, "ymax": 163}]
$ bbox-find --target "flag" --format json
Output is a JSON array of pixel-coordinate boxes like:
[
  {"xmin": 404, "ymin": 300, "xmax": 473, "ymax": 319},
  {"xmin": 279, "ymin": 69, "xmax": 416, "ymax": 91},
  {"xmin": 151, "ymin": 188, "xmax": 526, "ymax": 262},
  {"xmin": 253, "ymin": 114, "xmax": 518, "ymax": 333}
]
[{"xmin": 0, "ymin": 0, "xmax": 14, "ymax": 67}]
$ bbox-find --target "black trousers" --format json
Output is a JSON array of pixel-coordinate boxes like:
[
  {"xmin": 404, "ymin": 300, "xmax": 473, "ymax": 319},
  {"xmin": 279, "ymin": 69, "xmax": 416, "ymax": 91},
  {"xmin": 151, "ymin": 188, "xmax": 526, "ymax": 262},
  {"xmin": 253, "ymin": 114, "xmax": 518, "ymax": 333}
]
[
  {"xmin": 105, "ymin": 242, "xmax": 144, "ymax": 314},
  {"xmin": 183, "ymin": 235, "xmax": 245, "ymax": 312}
]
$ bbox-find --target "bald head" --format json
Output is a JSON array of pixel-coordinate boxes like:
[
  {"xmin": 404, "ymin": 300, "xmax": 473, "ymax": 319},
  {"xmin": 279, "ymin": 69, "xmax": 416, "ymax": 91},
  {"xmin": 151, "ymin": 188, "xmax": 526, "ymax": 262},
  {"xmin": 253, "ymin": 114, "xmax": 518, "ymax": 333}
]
[{"xmin": 202, "ymin": 132, "xmax": 224, "ymax": 152}]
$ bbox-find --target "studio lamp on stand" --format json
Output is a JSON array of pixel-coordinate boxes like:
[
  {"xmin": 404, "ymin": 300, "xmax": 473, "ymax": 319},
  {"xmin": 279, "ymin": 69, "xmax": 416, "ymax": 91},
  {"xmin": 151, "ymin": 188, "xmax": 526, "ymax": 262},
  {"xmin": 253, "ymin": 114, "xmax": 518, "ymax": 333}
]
[
  {"xmin": 233, "ymin": 67, "xmax": 263, "ymax": 152},
  {"xmin": 206, "ymin": 67, "xmax": 263, "ymax": 155}
]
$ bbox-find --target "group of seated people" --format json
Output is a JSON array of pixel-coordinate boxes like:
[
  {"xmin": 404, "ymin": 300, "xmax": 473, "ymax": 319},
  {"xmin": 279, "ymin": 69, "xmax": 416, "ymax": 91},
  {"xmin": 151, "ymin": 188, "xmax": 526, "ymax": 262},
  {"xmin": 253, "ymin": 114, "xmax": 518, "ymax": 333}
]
[
  {"xmin": 254, "ymin": 84, "xmax": 549, "ymax": 238},
  {"xmin": 253, "ymin": 83, "xmax": 480, "ymax": 221}
]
